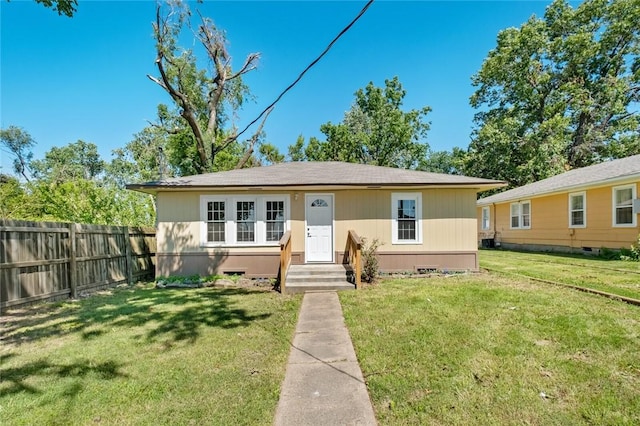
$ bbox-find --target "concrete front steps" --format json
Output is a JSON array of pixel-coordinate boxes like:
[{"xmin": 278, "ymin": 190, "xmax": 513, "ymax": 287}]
[{"xmin": 284, "ymin": 264, "xmax": 355, "ymax": 294}]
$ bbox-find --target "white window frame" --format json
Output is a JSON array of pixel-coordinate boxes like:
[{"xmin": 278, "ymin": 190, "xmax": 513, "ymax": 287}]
[
  {"xmin": 200, "ymin": 195, "xmax": 290, "ymax": 246},
  {"xmin": 568, "ymin": 191, "xmax": 586, "ymax": 228},
  {"xmin": 233, "ymin": 197, "xmax": 258, "ymax": 245},
  {"xmin": 391, "ymin": 192, "xmax": 422, "ymax": 244},
  {"xmin": 612, "ymin": 184, "xmax": 636, "ymax": 228},
  {"xmin": 510, "ymin": 200, "xmax": 531, "ymax": 230},
  {"xmin": 481, "ymin": 206, "xmax": 490, "ymax": 230}
]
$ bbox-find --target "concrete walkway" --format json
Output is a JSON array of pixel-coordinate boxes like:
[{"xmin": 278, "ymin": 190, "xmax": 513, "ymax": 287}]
[{"xmin": 274, "ymin": 291, "xmax": 377, "ymax": 426}]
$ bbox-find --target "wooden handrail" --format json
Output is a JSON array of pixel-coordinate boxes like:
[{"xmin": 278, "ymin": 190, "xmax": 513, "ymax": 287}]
[
  {"xmin": 279, "ymin": 231, "xmax": 292, "ymax": 294},
  {"xmin": 346, "ymin": 229, "xmax": 362, "ymax": 290}
]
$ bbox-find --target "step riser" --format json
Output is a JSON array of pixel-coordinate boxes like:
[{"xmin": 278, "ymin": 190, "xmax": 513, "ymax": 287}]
[
  {"xmin": 286, "ymin": 276, "xmax": 350, "ymax": 283},
  {"xmin": 285, "ymin": 265, "xmax": 355, "ymax": 293}
]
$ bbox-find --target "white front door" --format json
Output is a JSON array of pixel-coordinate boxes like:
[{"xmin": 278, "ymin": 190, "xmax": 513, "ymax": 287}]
[{"xmin": 305, "ymin": 194, "xmax": 334, "ymax": 262}]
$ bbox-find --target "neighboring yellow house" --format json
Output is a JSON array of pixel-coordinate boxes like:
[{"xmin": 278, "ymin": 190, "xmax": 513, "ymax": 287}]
[
  {"xmin": 477, "ymin": 154, "xmax": 640, "ymax": 253},
  {"xmin": 128, "ymin": 162, "xmax": 503, "ymax": 278}
]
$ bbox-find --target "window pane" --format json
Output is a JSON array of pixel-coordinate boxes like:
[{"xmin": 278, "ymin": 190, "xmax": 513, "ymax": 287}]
[
  {"xmin": 511, "ymin": 216, "xmax": 520, "ymax": 228},
  {"xmin": 616, "ymin": 188, "xmax": 632, "ymax": 206},
  {"xmin": 236, "ymin": 222, "xmax": 255, "ymax": 242},
  {"xmin": 397, "ymin": 220, "xmax": 416, "ymax": 240},
  {"xmin": 237, "ymin": 201, "xmax": 255, "ymax": 221},
  {"xmin": 617, "ymin": 206, "xmax": 632, "ymax": 225},
  {"xmin": 571, "ymin": 211, "xmax": 584, "ymax": 226},
  {"xmin": 207, "ymin": 222, "xmax": 225, "ymax": 242},
  {"xmin": 571, "ymin": 195, "xmax": 583, "ymax": 210},
  {"xmin": 522, "ymin": 203, "xmax": 530, "ymax": 215},
  {"xmin": 266, "ymin": 221, "xmax": 284, "ymax": 242},
  {"xmin": 397, "ymin": 199, "xmax": 416, "ymax": 219}
]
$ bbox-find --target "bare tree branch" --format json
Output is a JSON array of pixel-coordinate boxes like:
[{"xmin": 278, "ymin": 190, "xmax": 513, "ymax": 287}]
[{"xmin": 234, "ymin": 107, "xmax": 274, "ymax": 169}]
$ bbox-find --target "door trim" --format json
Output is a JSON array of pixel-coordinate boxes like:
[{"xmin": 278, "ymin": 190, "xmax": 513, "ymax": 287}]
[{"xmin": 304, "ymin": 193, "xmax": 335, "ymax": 263}]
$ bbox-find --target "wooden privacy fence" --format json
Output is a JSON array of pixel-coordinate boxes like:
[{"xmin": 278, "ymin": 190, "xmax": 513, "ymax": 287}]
[{"xmin": 0, "ymin": 220, "xmax": 156, "ymax": 311}]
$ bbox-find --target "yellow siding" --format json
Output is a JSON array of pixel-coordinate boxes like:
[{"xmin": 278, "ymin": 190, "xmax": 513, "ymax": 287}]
[
  {"xmin": 477, "ymin": 181, "xmax": 640, "ymax": 250},
  {"xmin": 158, "ymin": 187, "xmax": 480, "ymax": 255}
]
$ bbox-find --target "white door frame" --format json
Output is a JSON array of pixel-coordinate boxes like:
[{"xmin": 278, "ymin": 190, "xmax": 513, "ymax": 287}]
[{"xmin": 304, "ymin": 193, "xmax": 335, "ymax": 263}]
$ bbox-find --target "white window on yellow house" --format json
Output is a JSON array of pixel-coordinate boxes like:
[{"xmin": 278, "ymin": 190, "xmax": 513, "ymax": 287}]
[
  {"xmin": 481, "ymin": 206, "xmax": 490, "ymax": 230},
  {"xmin": 510, "ymin": 201, "xmax": 531, "ymax": 229},
  {"xmin": 613, "ymin": 185, "xmax": 636, "ymax": 227},
  {"xmin": 391, "ymin": 193, "xmax": 422, "ymax": 244},
  {"xmin": 200, "ymin": 195, "xmax": 289, "ymax": 246},
  {"xmin": 569, "ymin": 192, "xmax": 586, "ymax": 228}
]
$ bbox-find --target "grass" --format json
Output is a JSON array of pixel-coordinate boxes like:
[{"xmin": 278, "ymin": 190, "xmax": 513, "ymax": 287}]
[
  {"xmin": 1, "ymin": 283, "xmax": 301, "ymax": 425},
  {"xmin": 340, "ymin": 272, "xmax": 640, "ymax": 425},
  {"xmin": 479, "ymin": 249, "xmax": 640, "ymax": 300},
  {"xmin": 3, "ymin": 250, "xmax": 639, "ymax": 425}
]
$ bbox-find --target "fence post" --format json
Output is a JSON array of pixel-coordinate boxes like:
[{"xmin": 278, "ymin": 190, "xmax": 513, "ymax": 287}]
[
  {"xmin": 69, "ymin": 223, "xmax": 77, "ymax": 299},
  {"xmin": 124, "ymin": 227, "xmax": 133, "ymax": 284}
]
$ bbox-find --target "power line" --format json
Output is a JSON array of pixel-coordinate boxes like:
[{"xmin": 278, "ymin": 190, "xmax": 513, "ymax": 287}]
[{"xmin": 234, "ymin": 0, "xmax": 375, "ymax": 141}]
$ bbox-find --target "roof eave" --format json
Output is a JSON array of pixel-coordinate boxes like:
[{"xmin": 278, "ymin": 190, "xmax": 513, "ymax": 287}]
[
  {"xmin": 128, "ymin": 181, "xmax": 506, "ymax": 194},
  {"xmin": 477, "ymin": 173, "xmax": 640, "ymax": 206}
]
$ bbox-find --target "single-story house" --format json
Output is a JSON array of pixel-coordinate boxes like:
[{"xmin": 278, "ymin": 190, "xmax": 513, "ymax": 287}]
[
  {"xmin": 128, "ymin": 161, "xmax": 504, "ymax": 279},
  {"xmin": 477, "ymin": 154, "xmax": 640, "ymax": 253}
]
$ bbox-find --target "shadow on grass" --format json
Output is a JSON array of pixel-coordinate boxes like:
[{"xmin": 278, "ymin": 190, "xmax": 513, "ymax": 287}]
[
  {"xmin": 2, "ymin": 285, "xmax": 273, "ymax": 346},
  {"xmin": 0, "ymin": 357, "xmax": 127, "ymax": 398}
]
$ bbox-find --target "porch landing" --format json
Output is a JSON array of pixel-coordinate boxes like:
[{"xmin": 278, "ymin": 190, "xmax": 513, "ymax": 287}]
[{"xmin": 285, "ymin": 264, "xmax": 355, "ymax": 294}]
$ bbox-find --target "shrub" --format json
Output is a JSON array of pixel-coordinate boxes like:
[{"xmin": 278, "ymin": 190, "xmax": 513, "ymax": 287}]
[
  {"xmin": 599, "ymin": 247, "xmax": 621, "ymax": 260},
  {"xmin": 360, "ymin": 237, "xmax": 382, "ymax": 283},
  {"xmin": 620, "ymin": 234, "xmax": 640, "ymax": 262}
]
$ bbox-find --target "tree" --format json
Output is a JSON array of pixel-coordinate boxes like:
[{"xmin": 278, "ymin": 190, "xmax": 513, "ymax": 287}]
[
  {"xmin": 31, "ymin": 140, "xmax": 104, "ymax": 183},
  {"xmin": 418, "ymin": 148, "xmax": 465, "ymax": 175},
  {"xmin": 289, "ymin": 77, "xmax": 431, "ymax": 169},
  {"xmin": 0, "ymin": 174, "xmax": 29, "ymax": 219},
  {"xmin": 148, "ymin": 0, "xmax": 270, "ymax": 174},
  {"xmin": 466, "ymin": 0, "xmax": 640, "ymax": 187},
  {"xmin": 0, "ymin": 126, "xmax": 35, "ymax": 181},
  {"xmin": 30, "ymin": 0, "xmax": 77, "ymax": 17}
]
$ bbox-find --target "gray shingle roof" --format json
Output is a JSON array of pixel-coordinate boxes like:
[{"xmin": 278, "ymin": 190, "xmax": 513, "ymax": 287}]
[
  {"xmin": 478, "ymin": 154, "xmax": 640, "ymax": 205},
  {"xmin": 127, "ymin": 161, "xmax": 505, "ymax": 192}
]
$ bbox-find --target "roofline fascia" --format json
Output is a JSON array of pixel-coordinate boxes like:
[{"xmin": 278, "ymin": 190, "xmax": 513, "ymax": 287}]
[
  {"xmin": 477, "ymin": 173, "xmax": 640, "ymax": 206},
  {"xmin": 128, "ymin": 181, "xmax": 507, "ymax": 195}
]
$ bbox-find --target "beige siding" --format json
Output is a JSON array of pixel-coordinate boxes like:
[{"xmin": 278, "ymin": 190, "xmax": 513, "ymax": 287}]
[
  {"xmin": 333, "ymin": 188, "xmax": 478, "ymax": 253},
  {"xmin": 479, "ymin": 181, "xmax": 640, "ymax": 251},
  {"xmin": 157, "ymin": 188, "xmax": 479, "ymax": 265}
]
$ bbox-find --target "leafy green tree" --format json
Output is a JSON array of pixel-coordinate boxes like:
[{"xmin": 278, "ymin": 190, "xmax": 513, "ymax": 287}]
[
  {"xmin": 418, "ymin": 148, "xmax": 465, "ymax": 175},
  {"xmin": 0, "ymin": 126, "xmax": 35, "ymax": 181},
  {"xmin": 31, "ymin": 140, "xmax": 104, "ymax": 183},
  {"xmin": 289, "ymin": 77, "xmax": 431, "ymax": 169},
  {"xmin": 0, "ymin": 174, "xmax": 30, "ymax": 219},
  {"xmin": 258, "ymin": 143, "xmax": 285, "ymax": 165},
  {"xmin": 466, "ymin": 0, "xmax": 640, "ymax": 187},
  {"xmin": 27, "ymin": 179, "xmax": 154, "ymax": 226},
  {"xmin": 33, "ymin": 0, "xmax": 77, "ymax": 17},
  {"xmin": 148, "ymin": 0, "xmax": 269, "ymax": 174}
]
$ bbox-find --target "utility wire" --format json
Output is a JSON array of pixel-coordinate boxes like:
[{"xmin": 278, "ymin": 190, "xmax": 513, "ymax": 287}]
[{"xmin": 234, "ymin": 0, "xmax": 375, "ymax": 141}]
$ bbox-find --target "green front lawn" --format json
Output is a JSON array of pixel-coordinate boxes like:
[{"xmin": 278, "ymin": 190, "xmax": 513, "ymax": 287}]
[
  {"xmin": 480, "ymin": 249, "xmax": 640, "ymax": 300},
  {"xmin": 3, "ymin": 250, "xmax": 639, "ymax": 425},
  {"xmin": 1, "ymin": 284, "xmax": 301, "ymax": 425},
  {"xmin": 341, "ymin": 272, "xmax": 640, "ymax": 425}
]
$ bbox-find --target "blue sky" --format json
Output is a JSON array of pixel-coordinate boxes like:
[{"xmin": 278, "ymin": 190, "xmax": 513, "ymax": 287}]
[{"xmin": 1, "ymin": 0, "xmax": 557, "ymax": 174}]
